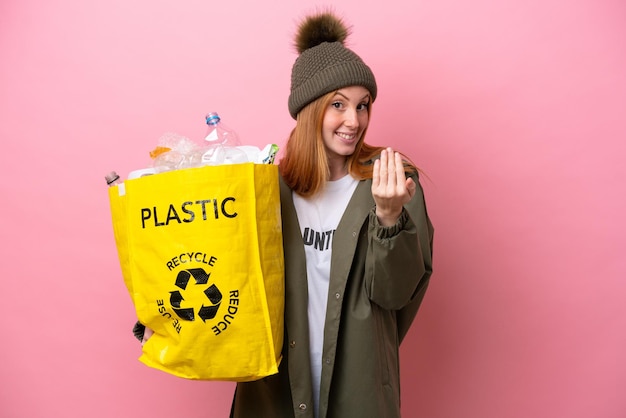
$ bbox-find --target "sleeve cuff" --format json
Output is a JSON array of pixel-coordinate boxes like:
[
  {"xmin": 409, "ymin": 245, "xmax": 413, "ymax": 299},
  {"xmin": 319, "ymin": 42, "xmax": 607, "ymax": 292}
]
[
  {"xmin": 132, "ymin": 321, "xmax": 145, "ymax": 342},
  {"xmin": 370, "ymin": 207, "xmax": 409, "ymax": 240}
]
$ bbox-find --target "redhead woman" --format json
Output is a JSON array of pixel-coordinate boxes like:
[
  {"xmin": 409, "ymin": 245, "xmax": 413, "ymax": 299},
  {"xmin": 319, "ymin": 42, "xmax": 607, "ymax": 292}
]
[{"xmin": 230, "ymin": 11, "xmax": 434, "ymax": 418}]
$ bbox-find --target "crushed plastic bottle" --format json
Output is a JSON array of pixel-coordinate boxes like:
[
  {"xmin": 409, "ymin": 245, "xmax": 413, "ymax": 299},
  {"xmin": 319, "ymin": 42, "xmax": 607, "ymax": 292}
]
[
  {"xmin": 204, "ymin": 112, "xmax": 240, "ymax": 145},
  {"xmin": 105, "ymin": 171, "xmax": 122, "ymax": 187},
  {"xmin": 105, "ymin": 170, "xmax": 126, "ymax": 195},
  {"xmin": 199, "ymin": 112, "xmax": 247, "ymax": 165},
  {"xmin": 260, "ymin": 144, "xmax": 279, "ymax": 164},
  {"xmin": 148, "ymin": 113, "xmax": 274, "ymax": 172},
  {"xmin": 152, "ymin": 132, "xmax": 199, "ymax": 172}
]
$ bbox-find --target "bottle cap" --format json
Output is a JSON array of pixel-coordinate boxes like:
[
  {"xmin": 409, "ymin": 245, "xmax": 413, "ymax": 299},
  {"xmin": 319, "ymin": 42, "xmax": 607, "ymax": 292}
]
[
  {"xmin": 205, "ymin": 112, "xmax": 221, "ymax": 126},
  {"xmin": 105, "ymin": 171, "xmax": 120, "ymax": 185}
]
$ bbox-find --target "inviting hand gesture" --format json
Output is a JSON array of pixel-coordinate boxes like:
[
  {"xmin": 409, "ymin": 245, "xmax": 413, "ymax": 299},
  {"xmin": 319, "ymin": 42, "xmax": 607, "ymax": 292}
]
[{"xmin": 372, "ymin": 147, "xmax": 417, "ymax": 226}]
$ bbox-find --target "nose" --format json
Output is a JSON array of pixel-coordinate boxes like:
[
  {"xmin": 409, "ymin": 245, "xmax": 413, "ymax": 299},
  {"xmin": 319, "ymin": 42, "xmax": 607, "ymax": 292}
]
[{"xmin": 344, "ymin": 107, "xmax": 358, "ymax": 128}]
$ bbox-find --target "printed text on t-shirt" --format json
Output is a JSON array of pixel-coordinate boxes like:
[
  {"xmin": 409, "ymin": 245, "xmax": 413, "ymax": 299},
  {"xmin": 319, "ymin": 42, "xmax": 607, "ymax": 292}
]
[{"xmin": 302, "ymin": 227, "xmax": 336, "ymax": 251}]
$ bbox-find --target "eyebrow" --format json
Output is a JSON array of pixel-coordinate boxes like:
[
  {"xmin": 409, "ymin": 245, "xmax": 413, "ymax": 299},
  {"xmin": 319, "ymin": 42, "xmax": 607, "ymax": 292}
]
[{"xmin": 334, "ymin": 91, "xmax": 370, "ymax": 102}]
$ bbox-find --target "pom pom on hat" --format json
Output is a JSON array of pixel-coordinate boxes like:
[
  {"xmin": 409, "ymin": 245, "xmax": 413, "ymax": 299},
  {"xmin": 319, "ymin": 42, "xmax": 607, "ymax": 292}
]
[
  {"xmin": 288, "ymin": 11, "xmax": 377, "ymax": 119},
  {"xmin": 294, "ymin": 12, "xmax": 350, "ymax": 53}
]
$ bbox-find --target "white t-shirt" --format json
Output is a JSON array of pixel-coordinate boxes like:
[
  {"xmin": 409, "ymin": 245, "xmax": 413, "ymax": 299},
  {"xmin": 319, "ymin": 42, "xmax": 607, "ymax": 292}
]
[{"xmin": 292, "ymin": 174, "xmax": 359, "ymax": 418}]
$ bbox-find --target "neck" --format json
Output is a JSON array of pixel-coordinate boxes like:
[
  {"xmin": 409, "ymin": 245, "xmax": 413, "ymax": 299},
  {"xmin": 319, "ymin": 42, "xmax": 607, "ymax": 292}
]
[{"xmin": 328, "ymin": 158, "xmax": 349, "ymax": 181}]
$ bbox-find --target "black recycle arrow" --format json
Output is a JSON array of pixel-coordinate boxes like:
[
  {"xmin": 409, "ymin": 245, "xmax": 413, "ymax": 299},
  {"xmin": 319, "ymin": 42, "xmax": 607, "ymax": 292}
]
[
  {"xmin": 169, "ymin": 268, "xmax": 221, "ymax": 322},
  {"xmin": 173, "ymin": 307, "xmax": 195, "ymax": 321},
  {"xmin": 170, "ymin": 290, "xmax": 184, "ymax": 308},
  {"xmin": 198, "ymin": 305, "xmax": 220, "ymax": 322},
  {"xmin": 204, "ymin": 284, "xmax": 222, "ymax": 304},
  {"xmin": 175, "ymin": 268, "xmax": 210, "ymax": 289}
]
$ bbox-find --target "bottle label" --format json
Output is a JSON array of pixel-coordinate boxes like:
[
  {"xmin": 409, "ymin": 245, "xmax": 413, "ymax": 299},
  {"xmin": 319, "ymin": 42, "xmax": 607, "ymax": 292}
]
[{"xmin": 205, "ymin": 130, "xmax": 219, "ymax": 142}]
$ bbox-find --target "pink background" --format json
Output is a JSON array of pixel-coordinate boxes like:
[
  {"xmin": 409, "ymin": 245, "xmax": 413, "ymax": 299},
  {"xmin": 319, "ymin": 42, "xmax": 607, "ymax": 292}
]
[{"xmin": 1, "ymin": 0, "xmax": 625, "ymax": 417}]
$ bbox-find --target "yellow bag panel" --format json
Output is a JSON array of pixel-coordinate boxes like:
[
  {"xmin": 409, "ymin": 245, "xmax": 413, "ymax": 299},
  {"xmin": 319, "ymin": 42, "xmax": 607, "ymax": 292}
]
[
  {"xmin": 108, "ymin": 185, "xmax": 135, "ymax": 303},
  {"xmin": 109, "ymin": 163, "xmax": 284, "ymax": 381}
]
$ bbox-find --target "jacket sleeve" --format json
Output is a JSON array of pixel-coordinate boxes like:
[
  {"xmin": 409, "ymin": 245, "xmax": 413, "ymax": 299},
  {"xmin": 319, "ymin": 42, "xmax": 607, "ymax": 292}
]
[
  {"xmin": 364, "ymin": 172, "xmax": 434, "ymax": 335},
  {"xmin": 132, "ymin": 321, "xmax": 145, "ymax": 342}
]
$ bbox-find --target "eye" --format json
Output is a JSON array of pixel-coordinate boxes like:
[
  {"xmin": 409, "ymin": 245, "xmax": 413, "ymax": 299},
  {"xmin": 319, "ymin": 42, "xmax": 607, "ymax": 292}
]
[
  {"xmin": 357, "ymin": 102, "xmax": 370, "ymax": 111},
  {"xmin": 331, "ymin": 101, "xmax": 343, "ymax": 109}
]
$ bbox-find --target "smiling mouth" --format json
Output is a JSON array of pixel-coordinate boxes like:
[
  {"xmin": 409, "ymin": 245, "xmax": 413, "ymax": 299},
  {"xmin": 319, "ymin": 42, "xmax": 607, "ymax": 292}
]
[{"xmin": 336, "ymin": 132, "xmax": 357, "ymax": 141}]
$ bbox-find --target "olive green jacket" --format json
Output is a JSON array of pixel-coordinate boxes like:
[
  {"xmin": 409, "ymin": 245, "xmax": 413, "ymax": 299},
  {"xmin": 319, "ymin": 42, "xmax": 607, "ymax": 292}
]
[{"xmin": 231, "ymin": 173, "xmax": 434, "ymax": 418}]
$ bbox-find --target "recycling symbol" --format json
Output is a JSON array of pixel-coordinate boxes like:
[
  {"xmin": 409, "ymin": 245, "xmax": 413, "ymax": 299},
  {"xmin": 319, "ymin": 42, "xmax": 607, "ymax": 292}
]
[{"xmin": 169, "ymin": 268, "xmax": 222, "ymax": 322}]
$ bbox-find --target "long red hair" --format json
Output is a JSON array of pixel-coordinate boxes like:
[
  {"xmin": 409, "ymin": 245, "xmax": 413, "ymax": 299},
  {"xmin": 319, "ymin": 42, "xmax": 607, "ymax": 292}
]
[{"xmin": 279, "ymin": 91, "xmax": 417, "ymax": 197}]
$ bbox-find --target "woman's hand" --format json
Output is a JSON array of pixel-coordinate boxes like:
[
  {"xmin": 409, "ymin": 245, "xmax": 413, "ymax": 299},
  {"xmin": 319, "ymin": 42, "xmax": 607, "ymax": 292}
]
[
  {"xmin": 142, "ymin": 327, "xmax": 154, "ymax": 345},
  {"xmin": 372, "ymin": 147, "xmax": 416, "ymax": 226}
]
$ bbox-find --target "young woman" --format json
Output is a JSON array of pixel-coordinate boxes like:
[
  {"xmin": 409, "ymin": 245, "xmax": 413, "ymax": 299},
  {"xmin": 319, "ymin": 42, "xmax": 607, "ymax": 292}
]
[{"xmin": 230, "ymin": 11, "xmax": 434, "ymax": 418}]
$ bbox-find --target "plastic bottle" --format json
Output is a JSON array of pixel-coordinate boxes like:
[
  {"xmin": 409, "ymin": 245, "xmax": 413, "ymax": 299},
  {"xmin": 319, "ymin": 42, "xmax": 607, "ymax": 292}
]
[
  {"xmin": 204, "ymin": 112, "xmax": 240, "ymax": 145},
  {"xmin": 105, "ymin": 171, "xmax": 126, "ymax": 195},
  {"xmin": 151, "ymin": 132, "xmax": 197, "ymax": 172},
  {"xmin": 198, "ymin": 112, "xmax": 247, "ymax": 165},
  {"xmin": 105, "ymin": 171, "xmax": 122, "ymax": 186}
]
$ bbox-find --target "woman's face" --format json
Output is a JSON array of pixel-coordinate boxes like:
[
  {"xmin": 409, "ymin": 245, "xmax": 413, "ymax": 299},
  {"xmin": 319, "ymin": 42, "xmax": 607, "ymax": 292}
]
[{"xmin": 321, "ymin": 86, "xmax": 370, "ymax": 164}]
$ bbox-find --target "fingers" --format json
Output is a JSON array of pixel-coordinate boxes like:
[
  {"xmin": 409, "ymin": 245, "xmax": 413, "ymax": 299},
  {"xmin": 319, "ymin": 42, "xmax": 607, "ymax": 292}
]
[
  {"xmin": 374, "ymin": 147, "xmax": 414, "ymax": 195},
  {"xmin": 372, "ymin": 158, "xmax": 380, "ymax": 187},
  {"xmin": 141, "ymin": 327, "xmax": 154, "ymax": 346},
  {"xmin": 372, "ymin": 148, "xmax": 416, "ymax": 225},
  {"xmin": 394, "ymin": 150, "xmax": 405, "ymax": 186},
  {"xmin": 373, "ymin": 147, "xmax": 417, "ymax": 200},
  {"xmin": 380, "ymin": 147, "xmax": 390, "ymax": 186},
  {"xmin": 373, "ymin": 148, "xmax": 392, "ymax": 188},
  {"xmin": 378, "ymin": 147, "xmax": 401, "ymax": 189},
  {"xmin": 406, "ymin": 177, "xmax": 416, "ymax": 199}
]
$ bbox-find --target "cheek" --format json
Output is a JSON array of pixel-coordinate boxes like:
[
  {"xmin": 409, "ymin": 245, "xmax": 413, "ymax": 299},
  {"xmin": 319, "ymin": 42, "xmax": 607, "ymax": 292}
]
[
  {"xmin": 359, "ymin": 113, "xmax": 369, "ymax": 129},
  {"xmin": 323, "ymin": 113, "xmax": 340, "ymax": 130},
  {"xmin": 322, "ymin": 119, "xmax": 332, "ymax": 134}
]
